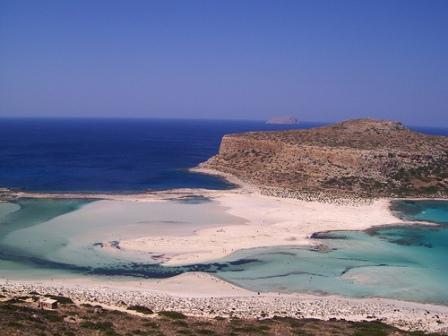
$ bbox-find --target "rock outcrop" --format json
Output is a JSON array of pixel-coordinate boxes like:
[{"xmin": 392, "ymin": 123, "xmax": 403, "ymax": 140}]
[{"xmin": 201, "ymin": 119, "xmax": 448, "ymax": 199}]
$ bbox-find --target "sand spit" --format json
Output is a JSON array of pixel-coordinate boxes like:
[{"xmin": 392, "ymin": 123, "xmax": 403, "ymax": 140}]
[
  {"xmin": 3, "ymin": 178, "xmax": 406, "ymax": 267},
  {"xmin": 118, "ymin": 187, "xmax": 403, "ymax": 266},
  {"xmin": 1, "ymin": 274, "xmax": 447, "ymax": 333},
  {"xmin": 2, "ymin": 176, "xmax": 447, "ymax": 333}
]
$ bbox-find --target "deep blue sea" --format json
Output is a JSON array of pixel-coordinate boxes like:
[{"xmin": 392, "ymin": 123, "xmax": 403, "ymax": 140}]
[
  {"xmin": 1, "ymin": 118, "xmax": 446, "ymax": 193},
  {"xmin": 0, "ymin": 118, "xmax": 321, "ymax": 192}
]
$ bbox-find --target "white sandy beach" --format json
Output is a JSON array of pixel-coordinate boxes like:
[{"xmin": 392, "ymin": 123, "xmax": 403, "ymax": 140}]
[
  {"xmin": 117, "ymin": 187, "xmax": 403, "ymax": 266},
  {"xmin": 1, "ymin": 273, "xmax": 448, "ymax": 333},
  {"xmin": 4, "ymin": 179, "xmax": 405, "ymax": 267}
]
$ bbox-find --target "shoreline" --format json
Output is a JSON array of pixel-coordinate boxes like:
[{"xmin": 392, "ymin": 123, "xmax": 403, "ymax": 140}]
[
  {"xmin": 1, "ymin": 274, "xmax": 448, "ymax": 333},
  {"xmin": 1, "ymin": 173, "xmax": 448, "ymax": 332},
  {"xmin": 118, "ymin": 190, "xmax": 403, "ymax": 266},
  {"xmin": 1, "ymin": 170, "xmax": 411, "ymax": 267},
  {"xmin": 0, "ymin": 182, "xmax": 444, "ymax": 268}
]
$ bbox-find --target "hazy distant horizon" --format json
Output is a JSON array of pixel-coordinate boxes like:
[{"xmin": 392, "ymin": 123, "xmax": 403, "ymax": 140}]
[
  {"xmin": 1, "ymin": 115, "xmax": 448, "ymax": 130},
  {"xmin": 1, "ymin": 0, "xmax": 447, "ymax": 126}
]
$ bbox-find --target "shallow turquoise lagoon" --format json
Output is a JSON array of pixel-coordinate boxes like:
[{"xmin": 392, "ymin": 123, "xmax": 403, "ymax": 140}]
[
  {"xmin": 214, "ymin": 200, "xmax": 448, "ymax": 304},
  {"xmin": 215, "ymin": 228, "xmax": 448, "ymax": 304},
  {"xmin": 392, "ymin": 200, "xmax": 448, "ymax": 224},
  {"xmin": 0, "ymin": 198, "xmax": 447, "ymax": 305},
  {"xmin": 0, "ymin": 198, "xmax": 243, "ymax": 278}
]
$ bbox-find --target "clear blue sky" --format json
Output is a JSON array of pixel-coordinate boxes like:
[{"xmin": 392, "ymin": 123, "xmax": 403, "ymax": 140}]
[{"xmin": 1, "ymin": 0, "xmax": 447, "ymax": 126}]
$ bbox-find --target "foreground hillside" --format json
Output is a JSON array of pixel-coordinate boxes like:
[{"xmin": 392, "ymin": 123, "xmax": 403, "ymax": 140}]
[
  {"xmin": 0, "ymin": 295, "xmax": 443, "ymax": 336},
  {"xmin": 202, "ymin": 119, "xmax": 448, "ymax": 199}
]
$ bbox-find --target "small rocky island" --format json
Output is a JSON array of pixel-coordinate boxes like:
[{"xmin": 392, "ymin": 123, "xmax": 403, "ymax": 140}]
[
  {"xmin": 202, "ymin": 119, "xmax": 448, "ymax": 199},
  {"xmin": 266, "ymin": 116, "xmax": 299, "ymax": 124}
]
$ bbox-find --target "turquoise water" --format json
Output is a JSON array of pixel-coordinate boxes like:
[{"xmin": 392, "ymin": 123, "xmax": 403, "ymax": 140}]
[
  {"xmin": 0, "ymin": 198, "xmax": 447, "ymax": 305},
  {"xmin": 0, "ymin": 198, "xmax": 244, "ymax": 278},
  {"xmin": 214, "ymin": 228, "xmax": 448, "ymax": 304},
  {"xmin": 391, "ymin": 200, "xmax": 448, "ymax": 224},
  {"xmin": 214, "ymin": 200, "xmax": 448, "ymax": 304}
]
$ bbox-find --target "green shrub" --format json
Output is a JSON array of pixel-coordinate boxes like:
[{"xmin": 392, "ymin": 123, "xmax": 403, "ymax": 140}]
[
  {"xmin": 352, "ymin": 321, "xmax": 389, "ymax": 336},
  {"xmin": 127, "ymin": 305, "xmax": 153, "ymax": 314},
  {"xmin": 196, "ymin": 329, "xmax": 218, "ymax": 335},
  {"xmin": 80, "ymin": 320, "xmax": 114, "ymax": 331},
  {"xmin": 158, "ymin": 310, "xmax": 187, "ymax": 320},
  {"xmin": 41, "ymin": 310, "xmax": 63, "ymax": 322},
  {"xmin": 44, "ymin": 295, "xmax": 73, "ymax": 304}
]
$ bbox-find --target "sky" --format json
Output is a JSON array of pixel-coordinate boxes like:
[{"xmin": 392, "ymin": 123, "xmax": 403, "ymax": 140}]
[{"xmin": 0, "ymin": 0, "xmax": 447, "ymax": 126}]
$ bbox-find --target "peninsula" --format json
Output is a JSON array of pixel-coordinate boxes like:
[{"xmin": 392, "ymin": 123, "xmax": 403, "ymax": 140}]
[{"xmin": 201, "ymin": 119, "xmax": 448, "ymax": 200}]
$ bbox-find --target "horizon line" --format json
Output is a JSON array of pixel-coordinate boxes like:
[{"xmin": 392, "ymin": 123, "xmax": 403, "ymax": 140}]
[{"xmin": 0, "ymin": 116, "xmax": 447, "ymax": 130}]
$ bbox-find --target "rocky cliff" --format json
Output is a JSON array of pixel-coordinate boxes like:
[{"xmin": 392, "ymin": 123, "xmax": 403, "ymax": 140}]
[{"xmin": 201, "ymin": 119, "xmax": 448, "ymax": 199}]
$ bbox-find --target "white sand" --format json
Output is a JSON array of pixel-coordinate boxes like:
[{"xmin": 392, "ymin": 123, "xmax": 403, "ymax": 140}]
[
  {"xmin": 3, "ymin": 178, "xmax": 447, "ymax": 332},
  {"xmin": 118, "ymin": 188, "xmax": 402, "ymax": 266},
  {"xmin": 2, "ymin": 274, "xmax": 448, "ymax": 333},
  {"xmin": 10, "ymin": 184, "xmax": 403, "ymax": 267}
]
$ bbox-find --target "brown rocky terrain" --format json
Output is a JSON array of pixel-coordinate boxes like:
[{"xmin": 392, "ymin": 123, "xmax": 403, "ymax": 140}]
[
  {"xmin": 201, "ymin": 119, "xmax": 448, "ymax": 199},
  {"xmin": 0, "ymin": 294, "xmax": 443, "ymax": 336}
]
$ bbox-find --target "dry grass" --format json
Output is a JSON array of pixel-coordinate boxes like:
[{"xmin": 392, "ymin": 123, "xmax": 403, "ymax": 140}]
[{"xmin": 0, "ymin": 295, "xmax": 444, "ymax": 336}]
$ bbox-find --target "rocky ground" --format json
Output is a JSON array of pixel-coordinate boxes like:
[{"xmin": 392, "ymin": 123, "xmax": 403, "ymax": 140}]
[
  {"xmin": 202, "ymin": 119, "xmax": 448, "ymax": 199},
  {"xmin": 2, "ymin": 278, "xmax": 448, "ymax": 334},
  {"xmin": 0, "ymin": 292, "xmax": 446, "ymax": 336}
]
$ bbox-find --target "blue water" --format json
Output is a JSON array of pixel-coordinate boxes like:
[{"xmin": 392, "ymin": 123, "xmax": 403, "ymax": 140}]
[
  {"xmin": 391, "ymin": 200, "xmax": 448, "ymax": 225},
  {"xmin": 0, "ymin": 118, "xmax": 445, "ymax": 192},
  {"xmin": 1, "ymin": 119, "xmax": 448, "ymax": 304},
  {"xmin": 212, "ymin": 200, "xmax": 448, "ymax": 304},
  {"xmin": 1, "ymin": 197, "xmax": 448, "ymax": 304},
  {"xmin": 0, "ymin": 118, "xmax": 317, "ymax": 192}
]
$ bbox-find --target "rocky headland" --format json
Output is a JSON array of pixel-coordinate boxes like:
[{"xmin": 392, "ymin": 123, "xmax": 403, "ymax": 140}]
[{"xmin": 201, "ymin": 119, "xmax": 448, "ymax": 200}]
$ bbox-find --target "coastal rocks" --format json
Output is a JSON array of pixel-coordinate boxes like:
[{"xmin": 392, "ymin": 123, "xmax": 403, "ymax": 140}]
[
  {"xmin": 1, "ymin": 279, "xmax": 448, "ymax": 333},
  {"xmin": 201, "ymin": 119, "xmax": 448, "ymax": 199}
]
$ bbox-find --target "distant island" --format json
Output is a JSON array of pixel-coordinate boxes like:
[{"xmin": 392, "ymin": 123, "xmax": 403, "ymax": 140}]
[
  {"xmin": 201, "ymin": 119, "xmax": 448, "ymax": 199},
  {"xmin": 265, "ymin": 116, "xmax": 299, "ymax": 124}
]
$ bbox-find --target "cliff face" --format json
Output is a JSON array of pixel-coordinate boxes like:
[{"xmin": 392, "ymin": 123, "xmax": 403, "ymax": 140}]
[{"xmin": 202, "ymin": 119, "xmax": 448, "ymax": 198}]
